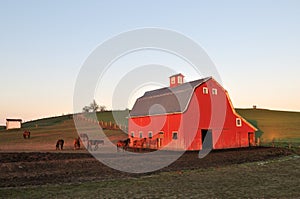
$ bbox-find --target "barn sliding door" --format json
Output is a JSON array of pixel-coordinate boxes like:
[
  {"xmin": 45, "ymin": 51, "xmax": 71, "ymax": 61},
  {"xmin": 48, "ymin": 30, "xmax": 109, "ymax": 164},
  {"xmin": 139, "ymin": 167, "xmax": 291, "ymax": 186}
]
[{"xmin": 201, "ymin": 129, "xmax": 213, "ymax": 150}]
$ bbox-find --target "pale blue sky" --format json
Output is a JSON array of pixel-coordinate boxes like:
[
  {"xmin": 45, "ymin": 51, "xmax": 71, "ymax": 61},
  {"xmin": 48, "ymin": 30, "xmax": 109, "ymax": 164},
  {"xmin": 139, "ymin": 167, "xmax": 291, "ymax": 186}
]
[{"xmin": 1, "ymin": 0, "xmax": 300, "ymax": 125}]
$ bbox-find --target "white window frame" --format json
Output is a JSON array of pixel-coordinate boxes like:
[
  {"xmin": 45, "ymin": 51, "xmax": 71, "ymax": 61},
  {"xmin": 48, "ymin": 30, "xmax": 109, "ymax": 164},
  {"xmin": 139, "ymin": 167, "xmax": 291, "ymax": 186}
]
[
  {"xmin": 203, "ymin": 87, "xmax": 209, "ymax": 94},
  {"xmin": 148, "ymin": 131, "xmax": 153, "ymax": 139},
  {"xmin": 131, "ymin": 131, "xmax": 134, "ymax": 138},
  {"xmin": 236, "ymin": 118, "xmax": 242, "ymax": 127},
  {"xmin": 178, "ymin": 76, "xmax": 182, "ymax": 84},
  {"xmin": 212, "ymin": 88, "xmax": 218, "ymax": 95},
  {"xmin": 139, "ymin": 131, "xmax": 143, "ymax": 138},
  {"xmin": 171, "ymin": 77, "xmax": 175, "ymax": 84},
  {"xmin": 172, "ymin": 131, "xmax": 178, "ymax": 140}
]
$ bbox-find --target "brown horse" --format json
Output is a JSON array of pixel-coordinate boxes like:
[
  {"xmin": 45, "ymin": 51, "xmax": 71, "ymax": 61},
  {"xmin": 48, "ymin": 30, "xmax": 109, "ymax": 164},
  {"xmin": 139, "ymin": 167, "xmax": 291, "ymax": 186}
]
[
  {"xmin": 117, "ymin": 138, "xmax": 131, "ymax": 152},
  {"xmin": 133, "ymin": 138, "xmax": 147, "ymax": 152},
  {"xmin": 73, "ymin": 137, "xmax": 81, "ymax": 150},
  {"xmin": 23, "ymin": 131, "xmax": 30, "ymax": 139},
  {"xmin": 56, "ymin": 139, "xmax": 64, "ymax": 150}
]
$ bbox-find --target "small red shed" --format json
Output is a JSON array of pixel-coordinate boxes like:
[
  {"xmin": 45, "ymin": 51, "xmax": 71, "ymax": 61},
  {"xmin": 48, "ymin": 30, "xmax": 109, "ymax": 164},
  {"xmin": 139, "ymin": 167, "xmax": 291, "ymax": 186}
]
[{"xmin": 128, "ymin": 74, "xmax": 257, "ymax": 151}]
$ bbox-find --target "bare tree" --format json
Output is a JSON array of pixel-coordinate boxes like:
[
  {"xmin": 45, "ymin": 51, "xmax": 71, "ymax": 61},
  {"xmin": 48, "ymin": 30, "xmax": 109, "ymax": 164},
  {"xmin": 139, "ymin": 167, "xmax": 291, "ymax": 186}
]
[
  {"xmin": 82, "ymin": 106, "xmax": 90, "ymax": 113},
  {"xmin": 100, "ymin": 105, "xmax": 106, "ymax": 112},
  {"xmin": 89, "ymin": 100, "xmax": 99, "ymax": 112},
  {"xmin": 82, "ymin": 100, "xmax": 105, "ymax": 113}
]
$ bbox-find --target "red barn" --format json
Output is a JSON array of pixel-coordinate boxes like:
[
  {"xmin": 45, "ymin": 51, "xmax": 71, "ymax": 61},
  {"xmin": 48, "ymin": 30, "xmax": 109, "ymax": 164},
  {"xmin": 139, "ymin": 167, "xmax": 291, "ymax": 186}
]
[{"xmin": 128, "ymin": 74, "xmax": 257, "ymax": 151}]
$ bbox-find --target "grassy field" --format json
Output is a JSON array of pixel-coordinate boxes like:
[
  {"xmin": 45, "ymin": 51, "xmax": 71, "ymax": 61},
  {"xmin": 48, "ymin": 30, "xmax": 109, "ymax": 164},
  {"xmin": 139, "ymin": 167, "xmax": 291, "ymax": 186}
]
[
  {"xmin": 1, "ymin": 155, "xmax": 299, "ymax": 198},
  {"xmin": 237, "ymin": 108, "xmax": 300, "ymax": 147},
  {"xmin": 81, "ymin": 110, "xmax": 129, "ymax": 126},
  {"xmin": 0, "ymin": 111, "xmax": 128, "ymax": 151}
]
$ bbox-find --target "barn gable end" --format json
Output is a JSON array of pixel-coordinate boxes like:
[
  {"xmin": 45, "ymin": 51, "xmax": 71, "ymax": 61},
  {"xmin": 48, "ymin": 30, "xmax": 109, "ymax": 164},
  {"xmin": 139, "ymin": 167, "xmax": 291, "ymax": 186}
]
[{"xmin": 129, "ymin": 75, "xmax": 257, "ymax": 151}]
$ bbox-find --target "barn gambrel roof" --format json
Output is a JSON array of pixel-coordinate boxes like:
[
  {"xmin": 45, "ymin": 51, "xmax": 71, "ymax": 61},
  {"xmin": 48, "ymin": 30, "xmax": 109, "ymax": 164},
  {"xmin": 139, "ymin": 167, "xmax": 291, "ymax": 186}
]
[{"xmin": 130, "ymin": 77, "xmax": 212, "ymax": 117}]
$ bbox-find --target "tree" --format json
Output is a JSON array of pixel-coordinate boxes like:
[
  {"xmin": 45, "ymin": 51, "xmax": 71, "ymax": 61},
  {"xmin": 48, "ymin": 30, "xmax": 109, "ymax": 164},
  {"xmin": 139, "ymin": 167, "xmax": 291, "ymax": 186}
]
[
  {"xmin": 82, "ymin": 100, "xmax": 106, "ymax": 113},
  {"xmin": 89, "ymin": 100, "xmax": 99, "ymax": 112},
  {"xmin": 100, "ymin": 105, "xmax": 106, "ymax": 112},
  {"xmin": 82, "ymin": 106, "xmax": 90, "ymax": 113}
]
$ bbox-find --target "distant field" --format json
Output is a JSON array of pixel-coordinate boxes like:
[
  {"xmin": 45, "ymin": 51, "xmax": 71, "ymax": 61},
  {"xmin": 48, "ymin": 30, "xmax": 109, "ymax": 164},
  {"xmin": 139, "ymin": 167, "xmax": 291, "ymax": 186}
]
[{"xmin": 236, "ymin": 109, "xmax": 300, "ymax": 145}]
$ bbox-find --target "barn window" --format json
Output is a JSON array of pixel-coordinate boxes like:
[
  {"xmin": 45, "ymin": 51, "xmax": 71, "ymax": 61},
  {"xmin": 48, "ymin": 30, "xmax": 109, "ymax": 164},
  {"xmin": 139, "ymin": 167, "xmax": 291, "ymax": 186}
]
[
  {"xmin": 172, "ymin": 132, "xmax": 178, "ymax": 140},
  {"xmin": 148, "ymin": 131, "xmax": 153, "ymax": 139},
  {"xmin": 171, "ymin": 77, "xmax": 175, "ymax": 84},
  {"xmin": 203, "ymin": 87, "xmax": 209, "ymax": 94},
  {"xmin": 178, "ymin": 76, "xmax": 182, "ymax": 84},
  {"xmin": 131, "ymin": 131, "xmax": 134, "ymax": 138},
  {"xmin": 236, "ymin": 118, "xmax": 242, "ymax": 127},
  {"xmin": 212, "ymin": 88, "xmax": 218, "ymax": 95},
  {"xmin": 139, "ymin": 131, "xmax": 143, "ymax": 138}
]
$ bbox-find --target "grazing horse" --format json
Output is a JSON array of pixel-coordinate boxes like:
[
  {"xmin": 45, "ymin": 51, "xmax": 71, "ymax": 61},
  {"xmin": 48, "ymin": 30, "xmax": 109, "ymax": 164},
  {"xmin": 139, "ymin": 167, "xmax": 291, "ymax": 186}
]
[
  {"xmin": 79, "ymin": 133, "xmax": 89, "ymax": 141},
  {"xmin": 133, "ymin": 138, "xmax": 147, "ymax": 152},
  {"xmin": 117, "ymin": 138, "xmax": 131, "ymax": 152},
  {"xmin": 23, "ymin": 131, "xmax": 30, "ymax": 139},
  {"xmin": 88, "ymin": 140, "xmax": 104, "ymax": 151},
  {"xmin": 79, "ymin": 133, "xmax": 89, "ymax": 149},
  {"xmin": 73, "ymin": 137, "xmax": 81, "ymax": 150},
  {"xmin": 56, "ymin": 139, "xmax": 64, "ymax": 150}
]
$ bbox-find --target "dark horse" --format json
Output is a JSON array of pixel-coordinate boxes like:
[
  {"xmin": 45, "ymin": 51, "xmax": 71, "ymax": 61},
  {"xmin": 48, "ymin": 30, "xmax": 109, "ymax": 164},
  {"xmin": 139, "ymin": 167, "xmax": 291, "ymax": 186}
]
[
  {"xmin": 56, "ymin": 139, "xmax": 64, "ymax": 150},
  {"xmin": 73, "ymin": 137, "xmax": 81, "ymax": 150},
  {"xmin": 117, "ymin": 138, "xmax": 131, "ymax": 152},
  {"xmin": 23, "ymin": 131, "xmax": 30, "ymax": 139}
]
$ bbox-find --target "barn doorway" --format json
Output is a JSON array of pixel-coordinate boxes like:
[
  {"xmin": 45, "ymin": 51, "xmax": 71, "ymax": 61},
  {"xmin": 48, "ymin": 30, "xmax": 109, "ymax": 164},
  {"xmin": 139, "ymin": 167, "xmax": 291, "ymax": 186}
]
[
  {"xmin": 201, "ymin": 129, "xmax": 213, "ymax": 150},
  {"xmin": 157, "ymin": 138, "xmax": 162, "ymax": 148},
  {"xmin": 248, "ymin": 132, "xmax": 254, "ymax": 147}
]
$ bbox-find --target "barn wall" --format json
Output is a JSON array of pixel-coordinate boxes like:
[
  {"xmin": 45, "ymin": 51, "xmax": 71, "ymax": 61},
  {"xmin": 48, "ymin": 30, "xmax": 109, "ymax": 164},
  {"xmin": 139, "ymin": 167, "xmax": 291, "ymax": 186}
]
[{"xmin": 128, "ymin": 78, "xmax": 256, "ymax": 150}]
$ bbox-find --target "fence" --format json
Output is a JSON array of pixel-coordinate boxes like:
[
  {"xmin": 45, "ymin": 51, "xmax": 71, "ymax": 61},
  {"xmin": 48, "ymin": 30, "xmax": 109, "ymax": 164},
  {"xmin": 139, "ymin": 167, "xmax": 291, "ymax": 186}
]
[{"xmin": 74, "ymin": 114, "xmax": 128, "ymax": 132}]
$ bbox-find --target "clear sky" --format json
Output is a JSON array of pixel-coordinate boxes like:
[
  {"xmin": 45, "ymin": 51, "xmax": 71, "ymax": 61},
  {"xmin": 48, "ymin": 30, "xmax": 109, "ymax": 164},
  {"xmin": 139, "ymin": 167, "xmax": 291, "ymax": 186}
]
[{"xmin": 1, "ymin": 0, "xmax": 300, "ymax": 125}]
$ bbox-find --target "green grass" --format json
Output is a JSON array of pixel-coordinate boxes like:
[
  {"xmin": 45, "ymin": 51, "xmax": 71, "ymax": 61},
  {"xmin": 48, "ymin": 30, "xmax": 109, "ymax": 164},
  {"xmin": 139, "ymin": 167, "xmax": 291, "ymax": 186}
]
[
  {"xmin": 20, "ymin": 110, "xmax": 129, "ymax": 129},
  {"xmin": 236, "ymin": 109, "xmax": 300, "ymax": 145},
  {"xmin": 83, "ymin": 110, "xmax": 129, "ymax": 126},
  {"xmin": 22, "ymin": 115, "xmax": 73, "ymax": 128},
  {"xmin": 1, "ymin": 155, "xmax": 299, "ymax": 198}
]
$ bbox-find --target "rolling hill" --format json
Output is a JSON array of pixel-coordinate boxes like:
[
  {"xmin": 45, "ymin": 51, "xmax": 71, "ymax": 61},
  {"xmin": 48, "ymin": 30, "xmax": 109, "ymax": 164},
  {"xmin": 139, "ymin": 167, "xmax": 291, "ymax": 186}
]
[
  {"xmin": 0, "ymin": 109, "xmax": 299, "ymax": 151},
  {"xmin": 236, "ymin": 108, "xmax": 300, "ymax": 144},
  {"xmin": 0, "ymin": 111, "xmax": 129, "ymax": 151}
]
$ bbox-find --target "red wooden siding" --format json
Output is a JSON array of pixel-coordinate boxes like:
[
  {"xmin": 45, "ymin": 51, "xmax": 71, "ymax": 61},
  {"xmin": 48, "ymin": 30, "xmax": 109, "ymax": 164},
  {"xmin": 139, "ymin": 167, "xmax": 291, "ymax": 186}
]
[{"xmin": 129, "ymin": 77, "xmax": 256, "ymax": 151}]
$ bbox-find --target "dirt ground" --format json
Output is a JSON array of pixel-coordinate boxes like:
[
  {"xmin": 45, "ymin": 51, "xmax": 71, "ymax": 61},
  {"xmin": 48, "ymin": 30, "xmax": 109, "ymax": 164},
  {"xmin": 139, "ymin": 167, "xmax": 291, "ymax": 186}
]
[{"xmin": 0, "ymin": 147, "xmax": 295, "ymax": 188}]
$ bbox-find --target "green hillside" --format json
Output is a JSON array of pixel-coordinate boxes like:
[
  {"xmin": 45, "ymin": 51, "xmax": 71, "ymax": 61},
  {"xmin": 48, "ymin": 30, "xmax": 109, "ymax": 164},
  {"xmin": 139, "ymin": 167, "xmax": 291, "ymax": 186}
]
[
  {"xmin": 236, "ymin": 108, "xmax": 300, "ymax": 145},
  {"xmin": 90, "ymin": 110, "xmax": 129, "ymax": 126},
  {"xmin": 0, "ymin": 111, "xmax": 128, "ymax": 151},
  {"xmin": 22, "ymin": 115, "xmax": 73, "ymax": 128}
]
